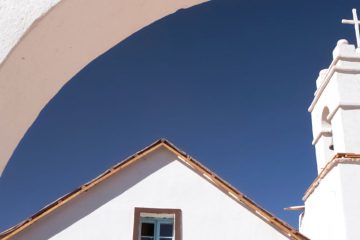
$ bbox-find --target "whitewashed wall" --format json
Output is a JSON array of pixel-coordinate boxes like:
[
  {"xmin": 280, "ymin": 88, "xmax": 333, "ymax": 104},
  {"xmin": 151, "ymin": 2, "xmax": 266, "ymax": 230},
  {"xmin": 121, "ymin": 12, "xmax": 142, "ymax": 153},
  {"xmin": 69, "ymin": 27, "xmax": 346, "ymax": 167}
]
[
  {"xmin": 14, "ymin": 147, "xmax": 289, "ymax": 240},
  {"xmin": 300, "ymin": 163, "xmax": 360, "ymax": 240},
  {"xmin": 300, "ymin": 165, "xmax": 346, "ymax": 240},
  {"xmin": 0, "ymin": 0, "xmax": 60, "ymax": 64}
]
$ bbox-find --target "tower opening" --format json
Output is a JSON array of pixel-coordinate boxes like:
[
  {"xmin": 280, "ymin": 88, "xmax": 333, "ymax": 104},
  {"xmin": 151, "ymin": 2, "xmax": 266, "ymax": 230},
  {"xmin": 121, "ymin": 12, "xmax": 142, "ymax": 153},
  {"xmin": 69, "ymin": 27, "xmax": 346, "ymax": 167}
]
[{"xmin": 321, "ymin": 107, "xmax": 333, "ymax": 152}]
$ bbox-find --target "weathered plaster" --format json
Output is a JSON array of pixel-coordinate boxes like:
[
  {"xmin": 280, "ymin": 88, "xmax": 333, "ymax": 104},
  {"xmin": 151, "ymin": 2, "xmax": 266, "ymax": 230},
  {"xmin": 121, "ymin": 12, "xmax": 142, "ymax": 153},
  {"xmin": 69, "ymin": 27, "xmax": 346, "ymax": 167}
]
[
  {"xmin": 0, "ymin": 0, "xmax": 207, "ymax": 175},
  {"xmin": 0, "ymin": 0, "xmax": 60, "ymax": 64}
]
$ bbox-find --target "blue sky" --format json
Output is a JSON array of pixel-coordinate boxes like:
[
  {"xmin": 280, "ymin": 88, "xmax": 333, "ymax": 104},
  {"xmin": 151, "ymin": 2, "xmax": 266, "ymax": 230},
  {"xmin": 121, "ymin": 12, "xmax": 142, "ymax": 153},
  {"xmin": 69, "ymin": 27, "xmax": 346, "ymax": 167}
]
[{"xmin": 1, "ymin": 0, "xmax": 359, "ymax": 231}]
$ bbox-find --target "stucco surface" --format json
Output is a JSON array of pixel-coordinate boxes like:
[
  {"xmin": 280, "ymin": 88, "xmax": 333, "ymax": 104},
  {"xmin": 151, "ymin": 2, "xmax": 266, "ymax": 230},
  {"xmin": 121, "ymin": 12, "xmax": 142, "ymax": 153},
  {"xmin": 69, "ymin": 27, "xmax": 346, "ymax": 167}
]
[
  {"xmin": 301, "ymin": 163, "xmax": 360, "ymax": 240},
  {"xmin": 300, "ymin": 165, "xmax": 345, "ymax": 240},
  {"xmin": 13, "ymin": 147, "xmax": 290, "ymax": 240},
  {"xmin": 0, "ymin": 0, "xmax": 60, "ymax": 64},
  {"xmin": 0, "ymin": 0, "xmax": 207, "ymax": 175}
]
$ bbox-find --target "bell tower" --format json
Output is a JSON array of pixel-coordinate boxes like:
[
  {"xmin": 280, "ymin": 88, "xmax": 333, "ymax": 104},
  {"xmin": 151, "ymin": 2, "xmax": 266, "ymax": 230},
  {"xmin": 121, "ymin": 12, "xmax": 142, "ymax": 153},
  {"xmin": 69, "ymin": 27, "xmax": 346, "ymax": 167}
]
[
  {"xmin": 300, "ymin": 9, "xmax": 360, "ymax": 240},
  {"xmin": 309, "ymin": 39, "xmax": 360, "ymax": 173}
]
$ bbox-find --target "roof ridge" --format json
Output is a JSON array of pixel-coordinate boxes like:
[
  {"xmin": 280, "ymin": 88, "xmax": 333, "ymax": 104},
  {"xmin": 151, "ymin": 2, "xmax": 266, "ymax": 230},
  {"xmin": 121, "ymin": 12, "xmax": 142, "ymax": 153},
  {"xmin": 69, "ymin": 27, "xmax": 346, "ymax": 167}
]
[{"xmin": 0, "ymin": 139, "xmax": 308, "ymax": 240}]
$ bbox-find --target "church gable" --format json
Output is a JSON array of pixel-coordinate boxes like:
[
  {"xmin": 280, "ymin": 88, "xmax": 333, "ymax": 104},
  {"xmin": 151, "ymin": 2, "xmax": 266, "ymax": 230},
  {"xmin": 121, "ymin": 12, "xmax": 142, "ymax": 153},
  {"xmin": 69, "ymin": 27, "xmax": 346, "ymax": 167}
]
[{"xmin": 0, "ymin": 139, "xmax": 307, "ymax": 240}]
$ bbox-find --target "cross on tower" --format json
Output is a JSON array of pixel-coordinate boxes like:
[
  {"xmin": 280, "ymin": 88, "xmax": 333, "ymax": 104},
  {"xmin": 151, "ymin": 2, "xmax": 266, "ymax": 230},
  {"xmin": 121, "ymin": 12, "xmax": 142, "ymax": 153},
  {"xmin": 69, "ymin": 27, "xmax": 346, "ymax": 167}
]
[{"xmin": 342, "ymin": 8, "xmax": 360, "ymax": 48}]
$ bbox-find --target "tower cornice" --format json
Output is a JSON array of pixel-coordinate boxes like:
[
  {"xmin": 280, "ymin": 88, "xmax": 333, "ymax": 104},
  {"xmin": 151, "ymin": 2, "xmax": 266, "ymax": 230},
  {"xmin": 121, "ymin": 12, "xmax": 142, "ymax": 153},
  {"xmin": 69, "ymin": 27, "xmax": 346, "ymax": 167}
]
[
  {"xmin": 308, "ymin": 40, "xmax": 360, "ymax": 112},
  {"xmin": 303, "ymin": 153, "xmax": 360, "ymax": 201}
]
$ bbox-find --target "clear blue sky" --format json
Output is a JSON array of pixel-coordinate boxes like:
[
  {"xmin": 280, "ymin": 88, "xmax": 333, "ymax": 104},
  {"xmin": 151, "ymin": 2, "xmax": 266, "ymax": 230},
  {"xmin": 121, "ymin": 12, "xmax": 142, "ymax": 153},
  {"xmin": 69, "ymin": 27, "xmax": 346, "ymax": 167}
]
[{"xmin": 1, "ymin": 0, "xmax": 359, "ymax": 231}]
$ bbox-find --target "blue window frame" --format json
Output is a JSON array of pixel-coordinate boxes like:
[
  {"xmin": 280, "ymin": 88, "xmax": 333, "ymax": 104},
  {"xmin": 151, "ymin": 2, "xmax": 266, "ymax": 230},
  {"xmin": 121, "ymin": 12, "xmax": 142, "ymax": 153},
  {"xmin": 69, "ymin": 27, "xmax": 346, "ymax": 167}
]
[
  {"xmin": 133, "ymin": 208, "xmax": 182, "ymax": 240},
  {"xmin": 140, "ymin": 217, "xmax": 174, "ymax": 240}
]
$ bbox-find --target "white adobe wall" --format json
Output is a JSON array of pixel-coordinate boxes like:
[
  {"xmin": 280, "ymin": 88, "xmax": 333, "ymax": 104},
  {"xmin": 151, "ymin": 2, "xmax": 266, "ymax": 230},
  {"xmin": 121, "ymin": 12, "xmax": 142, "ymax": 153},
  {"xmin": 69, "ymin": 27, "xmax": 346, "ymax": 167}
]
[
  {"xmin": 0, "ymin": 0, "xmax": 60, "ymax": 64},
  {"xmin": 14, "ymin": 147, "xmax": 289, "ymax": 240},
  {"xmin": 340, "ymin": 164, "xmax": 360, "ymax": 239},
  {"xmin": 300, "ymin": 165, "xmax": 346, "ymax": 240},
  {"xmin": 300, "ymin": 163, "xmax": 360, "ymax": 240}
]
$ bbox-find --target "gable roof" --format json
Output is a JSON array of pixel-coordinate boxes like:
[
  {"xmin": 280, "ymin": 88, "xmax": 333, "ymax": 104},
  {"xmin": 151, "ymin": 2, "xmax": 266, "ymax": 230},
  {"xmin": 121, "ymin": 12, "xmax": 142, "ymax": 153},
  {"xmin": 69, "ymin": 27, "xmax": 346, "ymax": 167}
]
[{"xmin": 0, "ymin": 139, "xmax": 308, "ymax": 240}]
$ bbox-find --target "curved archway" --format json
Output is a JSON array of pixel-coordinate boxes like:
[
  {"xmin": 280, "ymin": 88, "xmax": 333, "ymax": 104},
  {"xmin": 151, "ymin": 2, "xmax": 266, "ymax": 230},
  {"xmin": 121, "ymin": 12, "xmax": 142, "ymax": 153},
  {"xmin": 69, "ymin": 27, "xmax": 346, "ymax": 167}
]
[
  {"xmin": 321, "ymin": 107, "xmax": 331, "ymax": 132},
  {"xmin": 321, "ymin": 107, "xmax": 333, "ymax": 150},
  {"xmin": 314, "ymin": 106, "xmax": 334, "ymax": 171},
  {"xmin": 0, "ymin": 0, "xmax": 207, "ymax": 175}
]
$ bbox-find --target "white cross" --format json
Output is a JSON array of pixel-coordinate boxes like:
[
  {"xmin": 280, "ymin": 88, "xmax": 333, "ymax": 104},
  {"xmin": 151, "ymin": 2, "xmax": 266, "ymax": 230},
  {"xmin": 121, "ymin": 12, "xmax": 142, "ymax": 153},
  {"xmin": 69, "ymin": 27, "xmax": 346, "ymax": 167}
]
[{"xmin": 342, "ymin": 8, "xmax": 360, "ymax": 48}]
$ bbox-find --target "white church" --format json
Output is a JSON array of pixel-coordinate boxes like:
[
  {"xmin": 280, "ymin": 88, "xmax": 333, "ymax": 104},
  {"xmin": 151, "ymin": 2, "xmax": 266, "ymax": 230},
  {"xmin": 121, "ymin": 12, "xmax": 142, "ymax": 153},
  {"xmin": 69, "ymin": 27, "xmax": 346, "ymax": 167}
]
[
  {"xmin": 1, "ymin": 1, "xmax": 360, "ymax": 240},
  {"xmin": 0, "ymin": 139, "xmax": 307, "ymax": 240}
]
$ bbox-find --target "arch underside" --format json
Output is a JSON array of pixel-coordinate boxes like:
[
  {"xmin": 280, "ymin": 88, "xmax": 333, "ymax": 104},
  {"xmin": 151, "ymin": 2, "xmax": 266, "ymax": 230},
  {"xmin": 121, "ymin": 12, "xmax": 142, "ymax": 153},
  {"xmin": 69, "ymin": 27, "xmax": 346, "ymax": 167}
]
[{"xmin": 0, "ymin": 0, "xmax": 207, "ymax": 175}]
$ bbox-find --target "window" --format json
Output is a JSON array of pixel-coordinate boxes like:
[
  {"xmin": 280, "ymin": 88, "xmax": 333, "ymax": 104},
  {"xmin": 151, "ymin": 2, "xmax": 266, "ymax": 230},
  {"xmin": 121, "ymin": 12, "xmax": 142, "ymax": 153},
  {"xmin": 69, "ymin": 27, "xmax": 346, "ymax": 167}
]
[
  {"xmin": 133, "ymin": 208, "xmax": 182, "ymax": 240},
  {"xmin": 140, "ymin": 217, "xmax": 173, "ymax": 240}
]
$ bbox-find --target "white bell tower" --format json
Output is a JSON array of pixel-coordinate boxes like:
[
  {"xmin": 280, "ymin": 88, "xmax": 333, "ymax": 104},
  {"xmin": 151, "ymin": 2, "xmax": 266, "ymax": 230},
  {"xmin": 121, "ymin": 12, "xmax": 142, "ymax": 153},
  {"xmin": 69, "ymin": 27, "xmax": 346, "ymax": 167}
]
[
  {"xmin": 310, "ymin": 38, "xmax": 360, "ymax": 173},
  {"xmin": 300, "ymin": 9, "xmax": 360, "ymax": 240}
]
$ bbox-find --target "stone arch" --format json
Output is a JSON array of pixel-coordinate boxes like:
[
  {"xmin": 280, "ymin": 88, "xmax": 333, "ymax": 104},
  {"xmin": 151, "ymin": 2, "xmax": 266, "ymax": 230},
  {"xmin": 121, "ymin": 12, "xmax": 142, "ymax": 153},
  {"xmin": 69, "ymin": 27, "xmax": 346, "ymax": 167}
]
[{"xmin": 0, "ymin": 0, "xmax": 207, "ymax": 175}]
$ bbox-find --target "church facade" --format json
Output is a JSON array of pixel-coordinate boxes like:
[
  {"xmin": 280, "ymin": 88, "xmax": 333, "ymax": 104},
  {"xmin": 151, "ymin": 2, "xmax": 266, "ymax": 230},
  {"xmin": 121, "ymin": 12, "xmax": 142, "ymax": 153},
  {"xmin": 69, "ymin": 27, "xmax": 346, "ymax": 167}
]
[
  {"xmin": 1, "ymin": 2, "xmax": 360, "ymax": 239},
  {"xmin": 4, "ymin": 38, "xmax": 360, "ymax": 239},
  {"xmin": 0, "ymin": 139, "xmax": 306, "ymax": 240}
]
